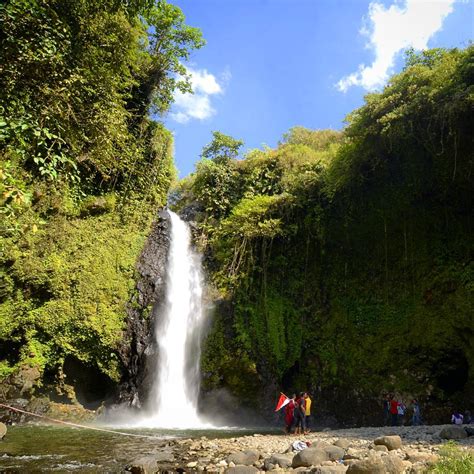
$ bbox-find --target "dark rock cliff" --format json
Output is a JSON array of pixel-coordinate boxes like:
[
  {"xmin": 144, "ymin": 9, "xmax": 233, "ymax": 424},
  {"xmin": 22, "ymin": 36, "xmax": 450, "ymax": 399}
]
[{"xmin": 116, "ymin": 210, "xmax": 171, "ymax": 408}]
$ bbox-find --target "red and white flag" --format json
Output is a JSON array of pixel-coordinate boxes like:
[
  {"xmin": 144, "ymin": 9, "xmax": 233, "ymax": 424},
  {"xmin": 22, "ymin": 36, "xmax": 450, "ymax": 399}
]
[{"xmin": 275, "ymin": 393, "xmax": 290, "ymax": 411}]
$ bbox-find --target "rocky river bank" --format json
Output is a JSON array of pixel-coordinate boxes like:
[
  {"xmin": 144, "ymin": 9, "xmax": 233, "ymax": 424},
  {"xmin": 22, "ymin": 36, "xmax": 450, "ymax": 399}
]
[{"xmin": 125, "ymin": 424, "xmax": 474, "ymax": 473}]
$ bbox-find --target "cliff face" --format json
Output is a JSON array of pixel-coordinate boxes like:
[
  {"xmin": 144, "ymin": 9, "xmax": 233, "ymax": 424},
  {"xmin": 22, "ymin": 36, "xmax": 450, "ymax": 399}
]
[
  {"xmin": 177, "ymin": 48, "xmax": 474, "ymax": 427},
  {"xmin": 117, "ymin": 210, "xmax": 171, "ymax": 408}
]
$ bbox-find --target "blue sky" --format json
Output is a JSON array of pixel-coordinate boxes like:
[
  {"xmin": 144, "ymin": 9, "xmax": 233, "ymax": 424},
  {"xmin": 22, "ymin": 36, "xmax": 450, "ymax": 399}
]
[{"xmin": 163, "ymin": 0, "xmax": 473, "ymax": 177}]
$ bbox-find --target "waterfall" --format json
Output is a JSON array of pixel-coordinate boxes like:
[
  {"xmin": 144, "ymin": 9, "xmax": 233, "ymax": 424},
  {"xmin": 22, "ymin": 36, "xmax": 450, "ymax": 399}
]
[{"xmin": 146, "ymin": 210, "xmax": 209, "ymax": 428}]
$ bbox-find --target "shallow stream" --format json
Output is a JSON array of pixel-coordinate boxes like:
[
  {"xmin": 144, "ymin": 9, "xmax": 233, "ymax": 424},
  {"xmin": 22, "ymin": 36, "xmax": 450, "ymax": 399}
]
[{"xmin": 0, "ymin": 424, "xmax": 274, "ymax": 472}]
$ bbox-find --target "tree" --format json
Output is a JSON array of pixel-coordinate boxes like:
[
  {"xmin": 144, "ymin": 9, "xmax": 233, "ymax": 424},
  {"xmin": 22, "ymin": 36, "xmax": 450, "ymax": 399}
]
[{"xmin": 201, "ymin": 131, "xmax": 244, "ymax": 165}]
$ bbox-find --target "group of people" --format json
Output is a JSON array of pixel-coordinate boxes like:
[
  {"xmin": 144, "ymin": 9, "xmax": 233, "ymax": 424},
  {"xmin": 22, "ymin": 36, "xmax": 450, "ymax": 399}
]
[
  {"xmin": 284, "ymin": 392, "xmax": 312, "ymax": 434},
  {"xmin": 383, "ymin": 394, "xmax": 421, "ymax": 426},
  {"xmin": 451, "ymin": 410, "xmax": 473, "ymax": 425},
  {"xmin": 384, "ymin": 394, "xmax": 473, "ymax": 427}
]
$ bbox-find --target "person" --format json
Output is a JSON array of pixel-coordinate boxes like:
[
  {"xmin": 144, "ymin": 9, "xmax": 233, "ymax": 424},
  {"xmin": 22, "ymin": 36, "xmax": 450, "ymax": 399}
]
[
  {"xmin": 293, "ymin": 392, "xmax": 306, "ymax": 435},
  {"xmin": 397, "ymin": 400, "xmax": 406, "ymax": 426},
  {"xmin": 452, "ymin": 411, "xmax": 464, "ymax": 425},
  {"xmin": 304, "ymin": 392, "xmax": 312, "ymax": 433},
  {"xmin": 383, "ymin": 394, "xmax": 390, "ymax": 426},
  {"xmin": 389, "ymin": 395, "xmax": 399, "ymax": 426},
  {"xmin": 411, "ymin": 399, "xmax": 421, "ymax": 426},
  {"xmin": 464, "ymin": 410, "xmax": 472, "ymax": 424},
  {"xmin": 284, "ymin": 394, "xmax": 296, "ymax": 433}
]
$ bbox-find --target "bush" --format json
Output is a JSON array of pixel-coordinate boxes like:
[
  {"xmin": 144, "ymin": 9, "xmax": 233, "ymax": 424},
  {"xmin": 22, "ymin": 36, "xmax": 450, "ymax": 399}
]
[{"xmin": 429, "ymin": 441, "xmax": 474, "ymax": 474}]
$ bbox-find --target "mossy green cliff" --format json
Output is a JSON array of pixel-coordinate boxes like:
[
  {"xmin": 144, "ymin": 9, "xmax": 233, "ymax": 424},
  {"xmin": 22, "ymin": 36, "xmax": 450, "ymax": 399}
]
[
  {"xmin": 178, "ymin": 47, "xmax": 474, "ymax": 424},
  {"xmin": 0, "ymin": 0, "xmax": 201, "ymax": 405}
]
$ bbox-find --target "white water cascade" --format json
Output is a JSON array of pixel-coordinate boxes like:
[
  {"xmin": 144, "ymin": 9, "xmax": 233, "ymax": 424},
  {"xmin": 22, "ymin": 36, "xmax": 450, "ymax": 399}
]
[{"xmin": 145, "ymin": 210, "xmax": 209, "ymax": 428}]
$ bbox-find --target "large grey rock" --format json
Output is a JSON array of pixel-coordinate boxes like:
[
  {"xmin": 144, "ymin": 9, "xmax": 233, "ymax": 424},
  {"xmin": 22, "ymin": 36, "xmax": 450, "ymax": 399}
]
[
  {"xmin": 311, "ymin": 440, "xmax": 331, "ymax": 450},
  {"xmin": 264, "ymin": 453, "xmax": 294, "ymax": 469},
  {"xmin": 225, "ymin": 467, "xmax": 259, "ymax": 474},
  {"xmin": 292, "ymin": 448, "xmax": 329, "ymax": 468},
  {"xmin": 324, "ymin": 445, "xmax": 345, "ymax": 461},
  {"xmin": 0, "ymin": 422, "xmax": 7, "ymax": 440},
  {"xmin": 127, "ymin": 456, "xmax": 158, "ymax": 474},
  {"xmin": 374, "ymin": 435, "xmax": 402, "ymax": 450},
  {"xmin": 382, "ymin": 454, "xmax": 405, "ymax": 474},
  {"xmin": 346, "ymin": 458, "xmax": 385, "ymax": 473},
  {"xmin": 439, "ymin": 426, "xmax": 468, "ymax": 439},
  {"xmin": 227, "ymin": 450, "xmax": 260, "ymax": 466},
  {"xmin": 333, "ymin": 439, "xmax": 351, "ymax": 449}
]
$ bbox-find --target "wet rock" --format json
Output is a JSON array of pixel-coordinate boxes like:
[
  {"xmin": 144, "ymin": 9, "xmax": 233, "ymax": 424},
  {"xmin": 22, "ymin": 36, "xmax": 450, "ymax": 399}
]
[
  {"xmin": 227, "ymin": 450, "xmax": 259, "ymax": 466},
  {"xmin": 346, "ymin": 458, "xmax": 385, "ymax": 473},
  {"xmin": 374, "ymin": 435, "xmax": 402, "ymax": 450},
  {"xmin": 126, "ymin": 456, "xmax": 158, "ymax": 474},
  {"xmin": 225, "ymin": 466, "xmax": 259, "ymax": 474},
  {"xmin": 292, "ymin": 448, "xmax": 329, "ymax": 468},
  {"xmin": 439, "ymin": 426, "xmax": 468, "ymax": 439},
  {"xmin": 0, "ymin": 422, "xmax": 6, "ymax": 439},
  {"xmin": 117, "ymin": 212, "xmax": 171, "ymax": 406},
  {"xmin": 333, "ymin": 439, "xmax": 351, "ymax": 449},
  {"xmin": 324, "ymin": 445, "xmax": 345, "ymax": 461},
  {"xmin": 264, "ymin": 453, "xmax": 294, "ymax": 469},
  {"xmin": 151, "ymin": 451, "xmax": 174, "ymax": 463}
]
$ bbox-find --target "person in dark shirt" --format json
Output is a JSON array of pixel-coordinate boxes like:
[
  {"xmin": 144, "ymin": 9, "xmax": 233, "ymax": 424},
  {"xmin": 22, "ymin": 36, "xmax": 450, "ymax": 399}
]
[
  {"xmin": 293, "ymin": 392, "xmax": 306, "ymax": 435},
  {"xmin": 382, "ymin": 394, "xmax": 390, "ymax": 426}
]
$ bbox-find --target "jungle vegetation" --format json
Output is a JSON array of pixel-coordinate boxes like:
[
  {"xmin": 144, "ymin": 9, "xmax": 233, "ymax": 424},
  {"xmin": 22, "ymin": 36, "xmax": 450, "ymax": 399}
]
[
  {"xmin": 176, "ymin": 47, "xmax": 474, "ymax": 421},
  {"xmin": 0, "ymin": 0, "xmax": 202, "ymax": 394}
]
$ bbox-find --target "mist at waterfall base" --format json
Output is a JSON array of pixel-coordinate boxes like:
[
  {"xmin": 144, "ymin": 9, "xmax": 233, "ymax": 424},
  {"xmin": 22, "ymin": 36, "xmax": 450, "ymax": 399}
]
[{"xmin": 108, "ymin": 211, "xmax": 267, "ymax": 431}]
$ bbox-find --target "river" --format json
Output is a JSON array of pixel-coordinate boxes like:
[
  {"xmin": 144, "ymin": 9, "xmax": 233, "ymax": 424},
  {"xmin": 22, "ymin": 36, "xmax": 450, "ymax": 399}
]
[{"xmin": 0, "ymin": 424, "xmax": 276, "ymax": 472}]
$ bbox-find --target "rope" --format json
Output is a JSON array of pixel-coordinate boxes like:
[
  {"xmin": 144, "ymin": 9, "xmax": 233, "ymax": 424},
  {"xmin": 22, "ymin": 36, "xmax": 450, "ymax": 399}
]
[{"xmin": 0, "ymin": 402, "xmax": 162, "ymax": 439}]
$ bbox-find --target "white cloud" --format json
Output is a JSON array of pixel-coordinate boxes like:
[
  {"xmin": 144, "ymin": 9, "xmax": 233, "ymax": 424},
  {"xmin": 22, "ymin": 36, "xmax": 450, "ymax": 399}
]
[
  {"xmin": 170, "ymin": 66, "xmax": 226, "ymax": 124},
  {"xmin": 337, "ymin": 0, "xmax": 455, "ymax": 92}
]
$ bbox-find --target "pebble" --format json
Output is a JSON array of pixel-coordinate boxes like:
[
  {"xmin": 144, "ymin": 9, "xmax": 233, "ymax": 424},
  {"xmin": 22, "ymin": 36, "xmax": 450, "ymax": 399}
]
[{"xmin": 124, "ymin": 424, "xmax": 473, "ymax": 472}]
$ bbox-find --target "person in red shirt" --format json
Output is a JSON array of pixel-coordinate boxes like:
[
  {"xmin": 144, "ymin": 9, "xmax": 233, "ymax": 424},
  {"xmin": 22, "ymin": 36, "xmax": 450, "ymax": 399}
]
[
  {"xmin": 389, "ymin": 394, "xmax": 399, "ymax": 426},
  {"xmin": 284, "ymin": 394, "xmax": 296, "ymax": 433}
]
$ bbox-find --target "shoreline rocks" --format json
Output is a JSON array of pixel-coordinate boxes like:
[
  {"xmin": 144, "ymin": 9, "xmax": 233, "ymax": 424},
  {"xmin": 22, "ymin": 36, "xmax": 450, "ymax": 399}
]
[{"xmin": 124, "ymin": 424, "xmax": 474, "ymax": 473}]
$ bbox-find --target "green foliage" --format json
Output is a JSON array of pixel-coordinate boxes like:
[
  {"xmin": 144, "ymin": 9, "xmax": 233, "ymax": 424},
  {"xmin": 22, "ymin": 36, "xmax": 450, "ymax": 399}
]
[
  {"xmin": 0, "ymin": 0, "xmax": 194, "ymax": 390},
  {"xmin": 201, "ymin": 131, "xmax": 244, "ymax": 165},
  {"xmin": 177, "ymin": 47, "xmax": 474, "ymax": 411},
  {"xmin": 429, "ymin": 442, "xmax": 474, "ymax": 474}
]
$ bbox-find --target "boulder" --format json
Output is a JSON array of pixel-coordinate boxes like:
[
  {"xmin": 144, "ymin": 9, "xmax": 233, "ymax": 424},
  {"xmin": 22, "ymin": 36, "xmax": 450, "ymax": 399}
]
[
  {"xmin": 126, "ymin": 456, "xmax": 158, "ymax": 474},
  {"xmin": 405, "ymin": 451, "xmax": 438, "ymax": 464},
  {"xmin": 346, "ymin": 458, "xmax": 386, "ymax": 473},
  {"xmin": 373, "ymin": 445, "xmax": 388, "ymax": 452},
  {"xmin": 324, "ymin": 445, "xmax": 345, "ymax": 461},
  {"xmin": 264, "ymin": 453, "xmax": 294, "ymax": 469},
  {"xmin": 311, "ymin": 440, "xmax": 331, "ymax": 450},
  {"xmin": 225, "ymin": 467, "xmax": 259, "ymax": 474},
  {"xmin": 439, "ymin": 426, "xmax": 468, "ymax": 439},
  {"xmin": 292, "ymin": 448, "xmax": 329, "ymax": 468},
  {"xmin": 382, "ymin": 454, "xmax": 405, "ymax": 474},
  {"xmin": 333, "ymin": 439, "xmax": 351, "ymax": 449},
  {"xmin": 0, "ymin": 422, "xmax": 7, "ymax": 440},
  {"xmin": 227, "ymin": 450, "xmax": 260, "ymax": 466},
  {"xmin": 374, "ymin": 435, "xmax": 402, "ymax": 450}
]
